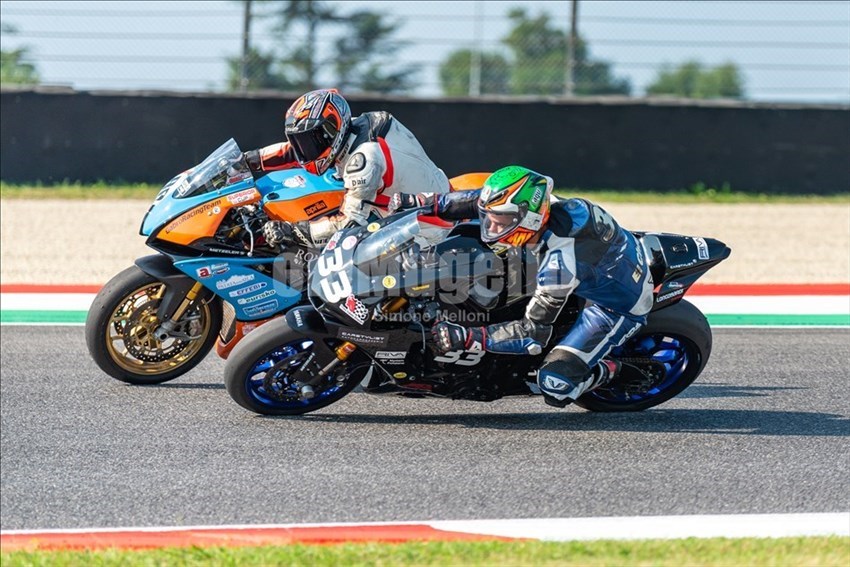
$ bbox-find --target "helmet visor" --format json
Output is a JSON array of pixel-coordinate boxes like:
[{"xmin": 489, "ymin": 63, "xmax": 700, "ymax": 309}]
[
  {"xmin": 286, "ymin": 121, "xmax": 336, "ymax": 164},
  {"xmin": 479, "ymin": 206, "xmax": 523, "ymax": 243}
]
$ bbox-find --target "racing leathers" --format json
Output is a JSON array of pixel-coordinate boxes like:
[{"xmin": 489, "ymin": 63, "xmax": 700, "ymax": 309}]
[
  {"xmin": 245, "ymin": 111, "xmax": 451, "ymax": 247},
  {"xmin": 431, "ymin": 191, "xmax": 655, "ymax": 405}
]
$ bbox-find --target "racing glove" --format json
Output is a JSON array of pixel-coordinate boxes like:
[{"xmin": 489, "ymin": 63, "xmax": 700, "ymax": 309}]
[
  {"xmin": 388, "ymin": 193, "xmax": 436, "ymax": 215},
  {"xmin": 432, "ymin": 321, "xmax": 486, "ymax": 354},
  {"xmin": 262, "ymin": 220, "xmax": 313, "ymax": 248}
]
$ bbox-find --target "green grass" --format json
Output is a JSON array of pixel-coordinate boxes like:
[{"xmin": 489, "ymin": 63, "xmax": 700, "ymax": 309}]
[
  {"xmin": 2, "ymin": 537, "xmax": 849, "ymax": 567},
  {"xmin": 0, "ymin": 181, "xmax": 159, "ymax": 200},
  {"xmin": 1, "ymin": 181, "xmax": 848, "ymax": 204}
]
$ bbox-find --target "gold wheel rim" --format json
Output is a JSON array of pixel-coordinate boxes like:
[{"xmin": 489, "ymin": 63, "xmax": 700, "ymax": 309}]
[{"xmin": 104, "ymin": 283, "xmax": 212, "ymax": 375}]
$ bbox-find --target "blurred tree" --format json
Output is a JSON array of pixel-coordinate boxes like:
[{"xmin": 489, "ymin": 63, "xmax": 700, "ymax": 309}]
[
  {"xmin": 333, "ymin": 11, "xmax": 418, "ymax": 93},
  {"xmin": 502, "ymin": 8, "xmax": 629, "ymax": 96},
  {"xmin": 438, "ymin": 49, "xmax": 510, "ymax": 96},
  {"xmin": 0, "ymin": 49, "xmax": 39, "ymax": 85},
  {"xmin": 272, "ymin": 0, "xmax": 339, "ymax": 91},
  {"xmin": 647, "ymin": 60, "xmax": 745, "ymax": 99},
  {"xmin": 225, "ymin": 47, "xmax": 294, "ymax": 91},
  {"xmin": 1, "ymin": 24, "xmax": 39, "ymax": 86}
]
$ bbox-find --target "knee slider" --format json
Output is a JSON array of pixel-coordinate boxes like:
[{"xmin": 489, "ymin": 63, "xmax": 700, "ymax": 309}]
[{"xmin": 537, "ymin": 349, "xmax": 592, "ymax": 398}]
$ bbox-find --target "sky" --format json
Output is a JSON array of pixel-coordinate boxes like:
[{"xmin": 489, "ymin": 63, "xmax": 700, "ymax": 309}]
[{"xmin": 1, "ymin": 0, "xmax": 848, "ymax": 103}]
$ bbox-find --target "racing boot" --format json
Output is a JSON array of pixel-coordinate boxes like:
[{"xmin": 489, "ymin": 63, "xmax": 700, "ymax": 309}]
[{"xmin": 541, "ymin": 359, "xmax": 621, "ymax": 408}]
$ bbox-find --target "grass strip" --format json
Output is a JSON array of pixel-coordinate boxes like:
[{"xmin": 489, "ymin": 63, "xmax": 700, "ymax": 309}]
[
  {"xmin": 2, "ymin": 182, "xmax": 848, "ymax": 204},
  {"xmin": 706, "ymin": 314, "xmax": 850, "ymax": 327},
  {"xmin": 2, "ymin": 536, "xmax": 848, "ymax": 566},
  {"xmin": 0, "ymin": 311, "xmax": 88, "ymax": 324}
]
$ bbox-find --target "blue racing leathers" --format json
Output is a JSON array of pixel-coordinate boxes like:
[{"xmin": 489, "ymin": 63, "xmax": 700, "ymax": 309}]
[{"xmin": 434, "ymin": 192, "xmax": 654, "ymax": 402}]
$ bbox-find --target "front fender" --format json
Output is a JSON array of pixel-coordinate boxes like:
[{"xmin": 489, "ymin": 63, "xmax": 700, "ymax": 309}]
[
  {"xmin": 134, "ymin": 254, "xmax": 216, "ymax": 320},
  {"xmin": 285, "ymin": 306, "xmax": 329, "ymax": 337}
]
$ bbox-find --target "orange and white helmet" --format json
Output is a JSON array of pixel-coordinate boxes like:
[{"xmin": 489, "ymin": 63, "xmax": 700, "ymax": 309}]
[{"xmin": 284, "ymin": 89, "xmax": 351, "ymax": 175}]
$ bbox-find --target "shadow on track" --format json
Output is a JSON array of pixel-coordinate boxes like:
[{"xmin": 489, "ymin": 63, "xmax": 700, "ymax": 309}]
[
  {"xmin": 293, "ymin": 408, "xmax": 849, "ymax": 437},
  {"xmin": 679, "ymin": 382, "xmax": 805, "ymax": 398},
  {"xmin": 147, "ymin": 383, "xmax": 226, "ymax": 390}
]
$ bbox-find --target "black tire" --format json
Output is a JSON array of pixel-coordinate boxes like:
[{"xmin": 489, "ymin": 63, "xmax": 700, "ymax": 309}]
[
  {"xmin": 224, "ymin": 316, "xmax": 364, "ymax": 416},
  {"xmin": 85, "ymin": 265, "xmax": 222, "ymax": 385},
  {"xmin": 573, "ymin": 299, "xmax": 712, "ymax": 412}
]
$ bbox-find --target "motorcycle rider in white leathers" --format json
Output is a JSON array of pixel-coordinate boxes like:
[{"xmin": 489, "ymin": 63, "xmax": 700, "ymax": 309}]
[{"xmin": 243, "ymin": 89, "xmax": 451, "ymax": 248}]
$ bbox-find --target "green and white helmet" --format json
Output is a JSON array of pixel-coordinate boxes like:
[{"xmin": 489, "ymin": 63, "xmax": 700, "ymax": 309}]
[{"xmin": 478, "ymin": 165, "xmax": 553, "ymax": 247}]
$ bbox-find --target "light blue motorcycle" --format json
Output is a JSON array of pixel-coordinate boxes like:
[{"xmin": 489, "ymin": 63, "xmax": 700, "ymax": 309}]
[{"xmin": 85, "ymin": 139, "xmax": 345, "ymax": 384}]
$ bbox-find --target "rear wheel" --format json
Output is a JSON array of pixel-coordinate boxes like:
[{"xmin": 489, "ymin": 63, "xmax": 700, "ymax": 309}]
[
  {"xmin": 574, "ymin": 299, "xmax": 712, "ymax": 412},
  {"xmin": 85, "ymin": 265, "xmax": 222, "ymax": 385},
  {"xmin": 224, "ymin": 316, "xmax": 367, "ymax": 416}
]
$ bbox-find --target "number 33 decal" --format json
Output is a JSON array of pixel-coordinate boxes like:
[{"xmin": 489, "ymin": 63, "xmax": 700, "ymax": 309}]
[
  {"xmin": 317, "ymin": 248, "xmax": 352, "ymax": 303},
  {"xmin": 433, "ymin": 350, "xmax": 485, "ymax": 366}
]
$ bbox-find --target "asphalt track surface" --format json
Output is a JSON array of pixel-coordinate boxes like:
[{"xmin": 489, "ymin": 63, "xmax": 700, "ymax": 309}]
[{"xmin": 1, "ymin": 327, "xmax": 848, "ymax": 531}]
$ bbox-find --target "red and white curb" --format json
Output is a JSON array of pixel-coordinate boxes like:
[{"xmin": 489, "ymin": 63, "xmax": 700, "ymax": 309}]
[{"xmin": 1, "ymin": 513, "xmax": 848, "ymax": 551}]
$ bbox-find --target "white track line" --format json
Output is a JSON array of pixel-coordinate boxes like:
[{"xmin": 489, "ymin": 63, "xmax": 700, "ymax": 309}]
[
  {"xmin": 3, "ymin": 513, "xmax": 848, "ymax": 541},
  {"xmin": 433, "ymin": 513, "xmax": 850, "ymax": 540}
]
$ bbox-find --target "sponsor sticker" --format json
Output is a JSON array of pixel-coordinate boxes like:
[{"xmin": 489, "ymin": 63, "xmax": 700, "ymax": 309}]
[
  {"xmin": 304, "ymin": 200, "xmax": 328, "ymax": 217},
  {"xmin": 656, "ymin": 288, "xmax": 685, "ymax": 303},
  {"xmin": 227, "ymin": 188, "xmax": 257, "ymax": 206},
  {"xmin": 196, "ymin": 263, "xmax": 227, "ymax": 278},
  {"xmin": 339, "ymin": 294, "xmax": 368, "ymax": 325},
  {"xmin": 337, "ymin": 328, "xmax": 388, "ymax": 347},
  {"xmin": 367, "ymin": 222, "xmax": 380, "ymax": 233},
  {"xmin": 326, "ymin": 231, "xmax": 343, "ymax": 251},
  {"xmin": 237, "ymin": 289, "xmax": 276, "ymax": 305},
  {"xmin": 666, "ymin": 281, "xmax": 685, "ymax": 290},
  {"xmin": 206, "ymin": 246, "xmax": 245, "ymax": 256},
  {"xmin": 669, "ymin": 259, "xmax": 698, "ymax": 270},
  {"xmin": 283, "ymin": 175, "xmax": 307, "ymax": 188},
  {"xmin": 242, "ymin": 323, "xmax": 258, "ymax": 335},
  {"xmin": 293, "ymin": 309, "xmax": 304, "ymax": 327},
  {"xmin": 244, "ymin": 299, "xmax": 279, "ymax": 317},
  {"xmin": 228, "ymin": 282, "xmax": 267, "ymax": 298},
  {"xmin": 693, "ymin": 237, "xmax": 709, "ymax": 260},
  {"xmin": 215, "ymin": 274, "xmax": 255, "ymax": 290},
  {"xmin": 376, "ymin": 351, "xmax": 406, "ymax": 365},
  {"xmin": 165, "ymin": 199, "xmax": 222, "ymax": 233},
  {"xmin": 382, "ymin": 275, "xmax": 397, "ymax": 289},
  {"xmin": 341, "ymin": 235, "xmax": 358, "ymax": 250}
]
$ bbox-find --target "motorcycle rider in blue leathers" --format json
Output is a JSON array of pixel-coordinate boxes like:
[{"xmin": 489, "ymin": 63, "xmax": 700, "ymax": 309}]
[{"xmin": 391, "ymin": 165, "xmax": 654, "ymax": 407}]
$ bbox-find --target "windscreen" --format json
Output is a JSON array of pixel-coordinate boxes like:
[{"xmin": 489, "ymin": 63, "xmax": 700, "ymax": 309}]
[
  {"xmin": 352, "ymin": 213, "xmax": 422, "ymax": 266},
  {"xmin": 174, "ymin": 139, "xmax": 252, "ymax": 199}
]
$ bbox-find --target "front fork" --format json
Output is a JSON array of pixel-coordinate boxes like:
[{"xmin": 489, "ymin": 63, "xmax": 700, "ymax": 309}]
[
  {"xmin": 289, "ymin": 298, "xmax": 409, "ymax": 399},
  {"xmin": 153, "ymin": 281, "xmax": 207, "ymax": 341}
]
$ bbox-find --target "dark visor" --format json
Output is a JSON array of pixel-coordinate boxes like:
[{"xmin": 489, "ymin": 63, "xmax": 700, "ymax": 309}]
[{"xmin": 287, "ymin": 120, "xmax": 339, "ymax": 163}]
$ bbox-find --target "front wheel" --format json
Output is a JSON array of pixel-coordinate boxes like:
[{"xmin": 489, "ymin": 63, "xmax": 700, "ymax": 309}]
[
  {"xmin": 574, "ymin": 299, "xmax": 712, "ymax": 412},
  {"xmin": 85, "ymin": 265, "xmax": 222, "ymax": 385},
  {"xmin": 224, "ymin": 316, "xmax": 366, "ymax": 416}
]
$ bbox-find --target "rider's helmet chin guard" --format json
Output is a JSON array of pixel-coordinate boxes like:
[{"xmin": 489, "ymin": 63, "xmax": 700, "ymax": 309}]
[
  {"xmin": 284, "ymin": 88, "xmax": 352, "ymax": 176},
  {"xmin": 478, "ymin": 166, "xmax": 553, "ymax": 248}
]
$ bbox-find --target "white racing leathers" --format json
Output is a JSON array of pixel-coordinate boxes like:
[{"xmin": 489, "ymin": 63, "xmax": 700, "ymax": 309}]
[{"xmin": 307, "ymin": 111, "xmax": 452, "ymax": 246}]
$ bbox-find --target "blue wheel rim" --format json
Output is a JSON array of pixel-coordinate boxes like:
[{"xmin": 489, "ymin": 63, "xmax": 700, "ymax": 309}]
[
  {"xmin": 244, "ymin": 339, "xmax": 346, "ymax": 410},
  {"xmin": 588, "ymin": 333, "xmax": 700, "ymax": 404}
]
